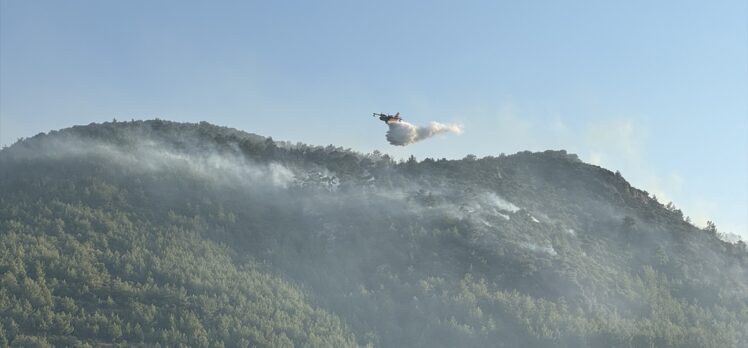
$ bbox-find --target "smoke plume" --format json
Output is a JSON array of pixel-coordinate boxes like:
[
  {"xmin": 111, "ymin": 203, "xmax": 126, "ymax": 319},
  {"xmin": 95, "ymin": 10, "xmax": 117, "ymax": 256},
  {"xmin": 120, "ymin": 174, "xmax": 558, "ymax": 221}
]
[{"xmin": 385, "ymin": 121, "xmax": 463, "ymax": 146}]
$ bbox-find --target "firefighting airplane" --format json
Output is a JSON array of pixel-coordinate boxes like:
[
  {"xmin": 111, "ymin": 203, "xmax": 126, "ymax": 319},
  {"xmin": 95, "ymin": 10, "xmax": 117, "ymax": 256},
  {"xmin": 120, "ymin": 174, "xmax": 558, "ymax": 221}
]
[{"xmin": 372, "ymin": 112, "xmax": 402, "ymax": 124}]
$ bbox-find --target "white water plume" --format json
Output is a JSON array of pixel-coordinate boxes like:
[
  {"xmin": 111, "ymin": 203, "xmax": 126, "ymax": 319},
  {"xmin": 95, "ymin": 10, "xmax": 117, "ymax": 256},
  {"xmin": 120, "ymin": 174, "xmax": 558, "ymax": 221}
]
[{"xmin": 385, "ymin": 121, "xmax": 462, "ymax": 146}]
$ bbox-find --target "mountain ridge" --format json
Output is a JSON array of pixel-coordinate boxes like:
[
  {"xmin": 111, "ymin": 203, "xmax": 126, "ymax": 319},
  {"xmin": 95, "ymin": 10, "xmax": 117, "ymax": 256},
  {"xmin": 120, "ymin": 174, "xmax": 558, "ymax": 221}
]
[{"xmin": 1, "ymin": 119, "xmax": 746, "ymax": 347}]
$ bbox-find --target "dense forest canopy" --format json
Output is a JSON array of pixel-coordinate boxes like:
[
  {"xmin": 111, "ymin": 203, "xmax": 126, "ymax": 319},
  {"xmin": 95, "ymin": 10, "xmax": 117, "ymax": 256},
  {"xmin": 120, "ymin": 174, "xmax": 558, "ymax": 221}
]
[{"xmin": 1, "ymin": 120, "xmax": 746, "ymax": 347}]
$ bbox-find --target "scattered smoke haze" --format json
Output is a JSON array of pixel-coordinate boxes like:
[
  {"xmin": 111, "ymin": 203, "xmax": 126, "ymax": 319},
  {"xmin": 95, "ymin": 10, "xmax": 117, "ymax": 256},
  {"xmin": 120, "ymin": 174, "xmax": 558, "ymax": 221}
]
[
  {"xmin": 385, "ymin": 120, "xmax": 462, "ymax": 146},
  {"xmin": 5, "ymin": 132, "xmax": 297, "ymax": 189}
]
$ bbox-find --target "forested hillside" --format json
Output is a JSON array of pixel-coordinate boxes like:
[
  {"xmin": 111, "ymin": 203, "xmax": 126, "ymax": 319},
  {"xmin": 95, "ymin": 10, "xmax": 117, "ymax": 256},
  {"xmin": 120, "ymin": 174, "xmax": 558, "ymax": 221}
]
[{"xmin": 1, "ymin": 120, "xmax": 746, "ymax": 347}]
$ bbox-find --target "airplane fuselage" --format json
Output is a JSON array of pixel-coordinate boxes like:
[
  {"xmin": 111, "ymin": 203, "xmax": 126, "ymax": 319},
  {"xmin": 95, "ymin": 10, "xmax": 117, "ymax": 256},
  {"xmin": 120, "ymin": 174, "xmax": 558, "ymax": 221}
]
[{"xmin": 374, "ymin": 112, "xmax": 402, "ymax": 124}]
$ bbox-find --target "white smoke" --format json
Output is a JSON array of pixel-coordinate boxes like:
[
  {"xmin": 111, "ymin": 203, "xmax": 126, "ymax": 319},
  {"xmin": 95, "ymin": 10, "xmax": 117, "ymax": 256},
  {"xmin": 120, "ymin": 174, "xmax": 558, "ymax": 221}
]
[
  {"xmin": 386, "ymin": 121, "xmax": 462, "ymax": 146},
  {"xmin": 11, "ymin": 135, "xmax": 297, "ymax": 189},
  {"xmin": 481, "ymin": 192, "xmax": 520, "ymax": 213}
]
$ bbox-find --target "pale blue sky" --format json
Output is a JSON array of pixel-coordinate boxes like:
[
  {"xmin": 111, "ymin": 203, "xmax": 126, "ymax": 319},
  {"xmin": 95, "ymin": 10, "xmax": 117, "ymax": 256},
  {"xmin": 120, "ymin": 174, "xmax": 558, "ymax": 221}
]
[{"xmin": 1, "ymin": 0, "xmax": 746, "ymax": 239}]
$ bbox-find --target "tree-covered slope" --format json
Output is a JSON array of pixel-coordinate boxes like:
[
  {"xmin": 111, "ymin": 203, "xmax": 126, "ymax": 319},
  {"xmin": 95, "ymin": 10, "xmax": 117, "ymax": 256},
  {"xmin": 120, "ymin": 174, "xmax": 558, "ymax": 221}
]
[{"xmin": 1, "ymin": 120, "xmax": 746, "ymax": 347}]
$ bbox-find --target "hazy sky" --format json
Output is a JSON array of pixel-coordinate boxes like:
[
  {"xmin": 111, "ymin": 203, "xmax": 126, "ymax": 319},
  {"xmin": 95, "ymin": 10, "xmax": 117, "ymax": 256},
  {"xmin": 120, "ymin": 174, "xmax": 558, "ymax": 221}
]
[{"xmin": 1, "ymin": 0, "xmax": 746, "ymax": 239}]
